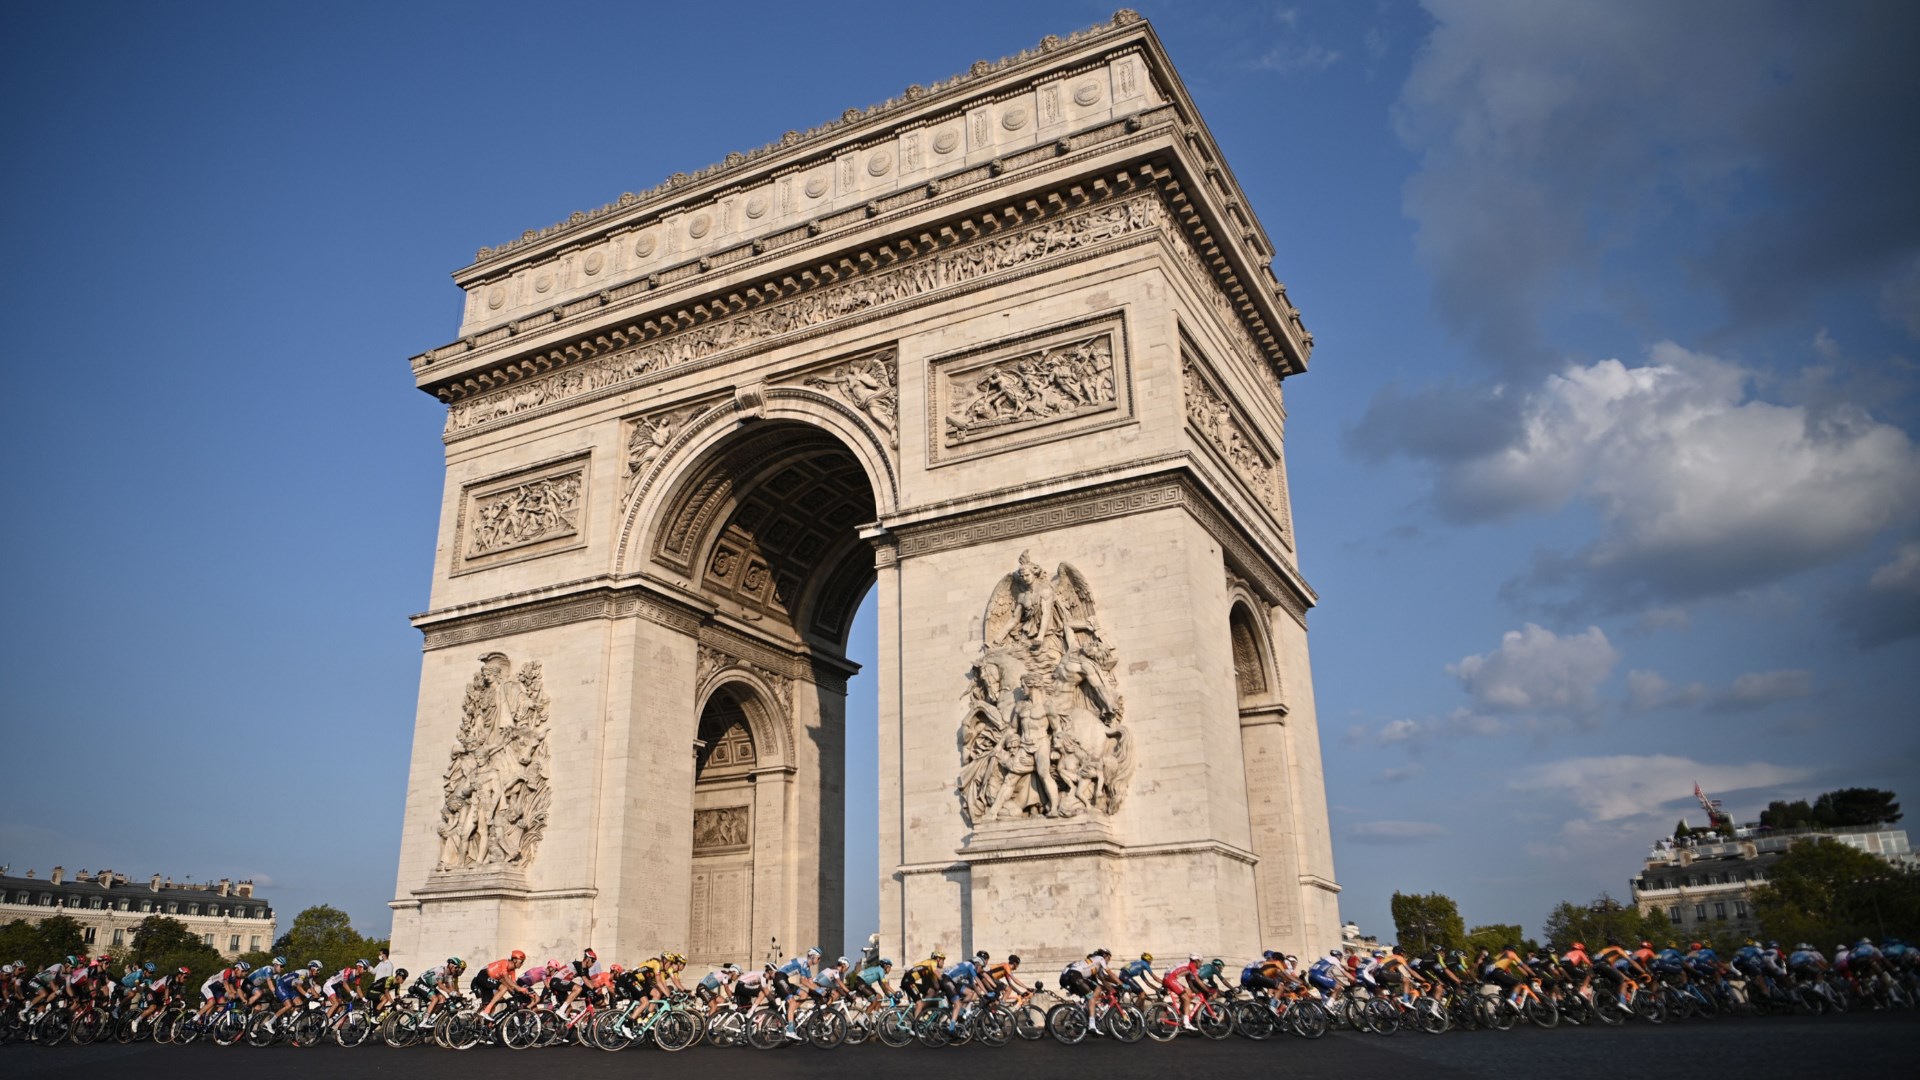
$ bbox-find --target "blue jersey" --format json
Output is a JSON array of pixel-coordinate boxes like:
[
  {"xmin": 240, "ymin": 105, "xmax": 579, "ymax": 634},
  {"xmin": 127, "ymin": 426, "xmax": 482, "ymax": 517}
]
[
  {"xmin": 1120, "ymin": 960, "xmax": 1153, "ymax": 980},
  {"xmin": 856, "ymin": 965, "xmax": 889, "ymax": 986},
  {"xmin": 944, "ymin": 961, "xmax": 978, "ymax": 983},
  {"xmin": 1788, "ymin": 950, "xmax": 1820, "ymax": 968},
  {"xmin": 1734, "ymin": 946, "xmax": 1762, "ymax": 963},
  {"xmin": 777, "ymin": 958, "xmax": 812, "ymax": 979},
  {"xmin": 247, "ymin": 968, "xmax": 277, "ymax": 989},
  {"xmin": 275, "ymin": 972, "xmax": 304, "ymax": 994},
  {"xmin": 1309, "ymin": 958, "xmax": 1338, "ymax": 979}
]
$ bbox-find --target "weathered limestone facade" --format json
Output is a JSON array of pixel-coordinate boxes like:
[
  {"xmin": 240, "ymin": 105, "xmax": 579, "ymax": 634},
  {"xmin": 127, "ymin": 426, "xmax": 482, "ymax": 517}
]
[{"xmin": 389, "ymin": 12, "xmax": 1339, "ymax": 974}]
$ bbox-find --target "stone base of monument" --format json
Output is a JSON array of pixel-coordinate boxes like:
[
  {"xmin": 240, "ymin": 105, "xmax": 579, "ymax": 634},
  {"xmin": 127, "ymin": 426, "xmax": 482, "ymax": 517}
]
[{"xmin": 394, "ymin": 869, "xmax": 595, "ymax": 968}]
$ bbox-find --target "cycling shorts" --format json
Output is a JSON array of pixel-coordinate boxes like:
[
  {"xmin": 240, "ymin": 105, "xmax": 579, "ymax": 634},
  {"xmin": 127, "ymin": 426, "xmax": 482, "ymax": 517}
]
[
  {"xmin": 1242, "ymin": 973, "xmax": 1279, "ymax": 993},
  {"xmin": 1059, "ymin": 969, "xmax": 1094, "ymax": 998},
  {"xmin": 1308, "ymin": 974, "xmax": 1336, "ymax": 992}
]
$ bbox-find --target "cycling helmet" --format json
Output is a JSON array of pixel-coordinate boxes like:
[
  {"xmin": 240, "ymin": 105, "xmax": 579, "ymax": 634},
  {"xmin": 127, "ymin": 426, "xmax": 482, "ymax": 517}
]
[
  {"xmin": 1329, "ymin": 949, "xmax": 1342, "ymax": 958},
  {"xmin": 1687, "ymin": 942, "xmax": 1702, "ymax": 951},
  {"xmin": 177, "ymin": 966, "xmax": 190, "ymax": 976},
  {"xmin": 763, "ymin": 962, "xmax": 777, "ymax": 972},
  {"xmin": 1639, "ymin": 941, "xmax": 1652, "ymax": 949},
  {"xmin": 273, "ymin": 956, "xmax": 287, "ymax": 967},
  {"xmin": 1008, "ymin": 956, "xmax": 1022, "ymax": 966},
  {"xmin": 66, "ymin": 955, "xmax": 77, "ymax": 965},
  {"xmin": 1140, "ymin": 952, "xmax": 1153, "ymax": 962},
  {"xmin": 395, "ymin": 968, "xmax": 408, "ymax": 980},
  {"xmin": 236, "ymin": 961, "xmax": 251, "ymax": 973},
  {"xmin": 144, "ymin": 961, "xmax": 156, "ymax": 973},
  {"xmin": 356, "ymin": 959, "xmax": 370, "ymax": 969},
  {"xmin": 1189, "ymin": 953, "xmax": 1202, "ymax": 962},
  {"xmin": 584, "ymin": 948, "xmax": 597, "ymax": 960},
  {"xmin": 806, "ymin": 947, "xmax": 821, "ymax": 958},
  {"xmin": 1262, "ymin": 950, "xmax": 1280, "ymax": 960},
  {"xmin": 1210, "ymin": 959, "xmax": 1224, "ymax": 968},
  {"xmin": 1571, "ymin": 942, "xmax": 1585, "ymax": 952},
  {"xmin": 510, "ymin": 949, "xmax": 526, "ymax": 962},
  {"xmin": 611, "ymin": 964, "xmax": 625, "ymax": 975},
  {"xmin": 975, "ymin": 950, "xmax": 989, "ymax": 961},
  {"xmin": 836, "ymin": 957, "xmax": 850, "ymax": 968},
  {"xmin": 547, "ymin": 959, "xmax": 564, "ymax": 971},
  {"xmin": 931, "ymin": 950, "xmax": 946, "ymax": 961},
  {"xmin": 723, "ymin": 963, "xmax": 740, "ymax": 973},
  {"xmin": 449, "ymin": 957, "xmax": 465, "ymax": 968},
  {"xmin": 1767, "ymin": 941, "xmax": 1780, "ymax": 950}
]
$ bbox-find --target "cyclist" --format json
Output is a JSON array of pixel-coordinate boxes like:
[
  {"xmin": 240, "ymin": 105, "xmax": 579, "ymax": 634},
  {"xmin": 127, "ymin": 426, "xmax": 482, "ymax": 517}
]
[
  {"xmin": 695, "ymin": 963, "xmax": 740, "ymax": 1014},
  {"xmin": 1118, "ymin": 952, "xmax": 1156, "ymax": 997},
  {"xmin": 732, "ymin": 964, "xmax": 774, "ymax": 1012},
  {"xmin": 24, "ymin": 955, "xmax": 74, "ymax": 1015},
  {"xmin": 133, "ymin": 966, "xmax": 188, "ymax": 1034},
  {"xmin": 1059, "ymin": 948, "xmax": 1112, "ymax": 1000},
  {"xmin": 816, "ymin": 956, "xmax": 851, "ymax": 1007},
  {"xmin": 902, "ymin": 949, "xmax": 946, "ymax": 1024},
  {"xmin": 1486, "ymin": 945, "xmax": 1534, "ymax": 1008},
  {"xmin": 848, "ymin": 956, "xmax": 894, "ymax": 1002},
  {"xmin": 1241, "ymin": 950, "xmax": 1286, "ymax": 998},
  {"xmin": 473, "ymin": 950, "xmax": 528, "ymax": 1016},
  {"xmin": 410, "ymin": 957, "xmax": 465, "ymax": 1012},
  {"xmin": 1560, "ymin": 941, "xmax": 1594, "ymax": 996},
  {"xmin": 268, "ymin": 961, "xmax": 317, "ymax": 1024},
  {"xmin": 1307, "ymin": 950, "xmax": 1348, "ymax": 998},
  {"xmin": 940, "ymin": 951, "xmax": 988, "ymax": 1028},
  {"xmin": 244, "ymin": 957, "xmax": 284, "ymax": 1009},
  {"xmin": 323, "ymin": 958, "xmax": 370, "ymax": 1019},
  {"xmin": 195, "ymin": 959, "xmax": 250, "ymax": 1022},
  {"xmin": 981, "ymin": 954, "xmax": 1030, "ymax": 1003},
  {"xmin": 776, "ymin": 948, "xmax": 824, "ymax": 1039},
  {"xmin": 368, "ymin": 965, "xmax": 408, "ymax": 1011},
  {"xmin": 1163, "ymin": 953, "xmax": 1206, "ymax": 1031}
]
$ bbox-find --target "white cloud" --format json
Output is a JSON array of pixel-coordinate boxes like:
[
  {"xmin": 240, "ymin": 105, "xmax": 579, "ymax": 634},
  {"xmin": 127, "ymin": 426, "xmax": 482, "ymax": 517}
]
[
  {"xmin": 1448, "ymin": 623, "xmax": 1618, "ymax": 716},
  {"xmin": 1625, "ymin": 669, "xmax": 1704, "ymax": 712},
  {"xmin": 1349, "ymin": 820, "xmax": 1449, "ymax": 844},
  {"xmin": 1627, "ymin": 667, "xmax": 1812, "ymax": 713},
  {"xmin": 1376, "ymin": 763, "xmax": 1426, "ymax": 784},
  {"xmin": 1443, "ymin": 345, "xmax": 1920, "ymax": 607},
  {"xmin": 1512, "ymin": 754, "xmax": 1812, "ymax": 823}
]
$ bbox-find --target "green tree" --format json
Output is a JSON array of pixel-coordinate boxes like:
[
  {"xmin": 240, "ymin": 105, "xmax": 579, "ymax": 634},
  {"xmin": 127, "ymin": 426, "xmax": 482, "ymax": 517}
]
[
  {"xmin": 1674, "ymin": 819, "xmax": 1693, "ymax": 840},
  {"xmin": 1760, "ymin": 799, "xmax": 1815, "ymax": 829},
  {"xmin": 1812, "ymin": 788, "xmax": 1902, "ymax": 827},
  {"xmin": 1752, "ymin": 836, "xmax": 1920, "ymax": 945},
  {"xmin": 0, "ymin": 916, "xmax": 89, "ymax": 971},
  {"xmin": 1465, "ymin": 923, "xmax": 1529, "ymax": 954},
  {"xmin": 128, "ymin": 916, "xmax": 225, "ymax": 982},
  {"xmin": 1541, "ymin": 893, "xmax": 1671, "ymax": 950},
  {"xmin": 272, "ymin": 905, "xmax": 379, "ymax": 976},
  {"xmin": 1390, "ymin": 891, "xmax": 1467, "ymax": 955}
]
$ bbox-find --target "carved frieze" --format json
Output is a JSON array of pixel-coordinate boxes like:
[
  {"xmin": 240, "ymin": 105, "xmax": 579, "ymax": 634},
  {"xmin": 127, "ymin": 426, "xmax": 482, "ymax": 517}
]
[
  {"xmin": 458, "ymin": 457, "xmax": 590, "ymax": 570},
  {"xmin": 692, "ymin": 806, "xmax": 751, "ymax": 853},
  {"xmin": 435, "ymin": 653, "xmax": 553, "ymax": 872},
  {"xmin": 798, "ymin": 348, "xmax": 898, "ymax": 449},
  {"xmin": 697, "ymin": 643, "xmax": 796, "ymax": 723},
  {"xmin": 958, "ymin": 552, "xmax": 1134, "ymax": 826},
  {"xmin": 444, "ymin": 193, "xmax": 1163, "ymax": 435},
  {"xmin": 1182, "ymin": 356, "xmax": 1292, "ymax": 541},
  {"xmin": 929, "ymin": 313, "xmax": 1132, "ymax": 465}
]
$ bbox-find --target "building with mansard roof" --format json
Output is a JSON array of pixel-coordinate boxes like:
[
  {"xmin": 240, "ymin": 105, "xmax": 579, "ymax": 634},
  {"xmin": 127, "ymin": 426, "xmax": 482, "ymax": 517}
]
[{"xmin": 0, "ymin": 865, "xmax": 277, "ymax": 960}]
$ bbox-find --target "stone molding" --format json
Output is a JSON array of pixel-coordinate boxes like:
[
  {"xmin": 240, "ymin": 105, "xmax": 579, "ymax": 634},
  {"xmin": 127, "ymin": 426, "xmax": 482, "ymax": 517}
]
[
  {"xmin": 1181, "ymin": 349, "xmax": 1292, "ymax": 546},
  {"xmin": 907, "ymin": 836, "xmax": 1259, "ymax": 870},
  {"xmin": 926, "ymin": 310, "xmax": 1133, "ymax": 466},
  {"xmin": 436, "ymin": 186, "xmax": 1167, "ymax": 438}
]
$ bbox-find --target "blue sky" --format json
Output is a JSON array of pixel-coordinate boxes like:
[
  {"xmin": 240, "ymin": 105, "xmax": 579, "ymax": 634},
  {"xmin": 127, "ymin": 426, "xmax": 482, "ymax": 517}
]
[{"xmin": 3, "ymin": 1, "xmax": 1916, "ymax": 951}]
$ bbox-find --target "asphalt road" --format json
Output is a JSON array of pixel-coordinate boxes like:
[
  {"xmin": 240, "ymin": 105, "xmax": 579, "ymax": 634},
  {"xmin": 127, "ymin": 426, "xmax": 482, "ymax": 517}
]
[{"xmin": 3, "ymin": 1009, "xmax": 1914, "ymax": 1079}]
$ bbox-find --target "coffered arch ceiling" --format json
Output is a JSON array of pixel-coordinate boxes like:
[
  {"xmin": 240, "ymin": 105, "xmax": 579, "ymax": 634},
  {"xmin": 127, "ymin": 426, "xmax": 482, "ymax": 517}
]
[{"xmin": 652, "ymin": 420, "xmax": 877, "ymax": 650}]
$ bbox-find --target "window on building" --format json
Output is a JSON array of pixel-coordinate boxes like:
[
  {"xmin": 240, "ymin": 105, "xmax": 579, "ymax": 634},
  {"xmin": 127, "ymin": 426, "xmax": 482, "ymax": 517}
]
[
  {"xmin": 1735, "ymin": 900, "xmax": 1749, "ymax": 918},
  {"xmin": 249, "ymin": 936, "xmax": 260, "ymax": 951},
  {"xmin": 1669, "ymin": 906, "xmax": 1683, "ymax": 924},
  {"xmin": 1694, "ymin": 904, "xmax": 1707, "ymax": 921},
  {"xmin": 83, "ymin": 927, "xmax": 95, "ymax": 943},
  {"xmin": 91, "ymin": 897, "xmax": 104, "ymax": 909},
  {"xmin": 12, "ymin": 891, "xmax": 25, "ymax": 903},
  {"xmin": 118, "ymin": 899, "xmax": 129, "ymax": 911},
  {"xmin": 1714, "ymin": 902, "xmax": 1727, "ymax": 920},
  {"xmin": 1686, "ymin": 875, "xmax": 1698, "ymax": 887},
  {"xmin": 202, "ymin": 934, "xmax": 214, "ymax": 946},
  {"xmin": 187, "ymin": 903, "xmax": 198, "ymax": 916},
  {"xmin": 40, "ymin": 893, "xmax": 53, "ymax": 906},
  {"xmin": 112, "ymin": 929, "xmax": 125, "ymax": 947},
  {"xmin": 166, "ymin": 902, "xmax": 177, "ymax": 914},
  {"xmin": 229, "ymin": 935, "xmax": 240, "ymax": 952},
  {"xmin": 140, "ymin": 900, "xmax": 152, "ymax": 912}
]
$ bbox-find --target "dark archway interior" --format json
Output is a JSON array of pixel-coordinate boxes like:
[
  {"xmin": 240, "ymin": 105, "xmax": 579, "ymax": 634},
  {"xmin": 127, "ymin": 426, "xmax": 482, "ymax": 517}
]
[{"xmin": 654, "ymin": 421, "xmax": 877, "ymax": 651}]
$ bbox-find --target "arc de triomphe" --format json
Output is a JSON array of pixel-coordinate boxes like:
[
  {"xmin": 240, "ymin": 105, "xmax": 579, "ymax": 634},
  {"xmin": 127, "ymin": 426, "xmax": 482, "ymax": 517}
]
[{"xmin": 389, "ymin": 11, "xmax": 1339, "ymax": 972}]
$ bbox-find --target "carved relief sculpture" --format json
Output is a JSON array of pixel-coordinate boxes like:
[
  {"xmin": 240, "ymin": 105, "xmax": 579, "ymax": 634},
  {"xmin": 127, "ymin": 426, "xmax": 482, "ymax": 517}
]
[
  {"xmin": 1182, "ymin": 357, "xmax": 1291, "ymax": 539},
  {"xmin": 958, "ymin": 552, "xmax": 1133, "ymax": 826},
  {"xmin": 436, "ymin": 653, "xmax": 553, "ymax": 871},
  {"xmin": 804, "ymin": 349, "xmax": 898, "ymax": 449},
  {"xmin": 693, "ymin": 806, "xmax": 751, "ymax": 852},
  {"xmin": 624, "ymin": 402, "xmax": 709, "ymax": 507},
  {"xmin": 944, "ymin": 333, "xmax": 1117, "ymax": 445},
  {"xmin": 467, "ymin": 472, "xmax": 583, "ymax": 558}
]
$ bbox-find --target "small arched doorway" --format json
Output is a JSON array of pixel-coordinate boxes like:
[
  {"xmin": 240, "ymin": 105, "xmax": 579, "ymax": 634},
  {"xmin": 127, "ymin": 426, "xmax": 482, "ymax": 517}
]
[{"xmin": 689, "ymin": 684, "xmax": 761, "ymax": 966}]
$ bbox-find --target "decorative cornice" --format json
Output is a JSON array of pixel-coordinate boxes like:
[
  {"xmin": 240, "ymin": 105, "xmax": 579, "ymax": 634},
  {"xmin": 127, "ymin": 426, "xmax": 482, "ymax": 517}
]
[{"xmin": 464, "ymin": 11, "xmax": 1149, "ymax": 269}]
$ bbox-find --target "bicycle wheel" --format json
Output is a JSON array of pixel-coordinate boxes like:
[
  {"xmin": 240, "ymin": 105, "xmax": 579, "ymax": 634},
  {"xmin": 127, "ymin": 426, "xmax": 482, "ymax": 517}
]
[
  {"xmin": 173, "ymin": 1012, "xmax": 202, "ymax": 1045},
  {"xmin": 1291, "ymin": 999, "xmax": 1331, "ymax": 1039},
  {"xmin": 593, "ymin": 1009, "xmax": 634, "ymax": 1051},
  {"xmin": 800, "ymin": 1007, "xmax": 845, "ymax": 1050},
  {"xmin": 1633, "ymin": 989, "xmax": 1667, "ymax": 1024},
  {"xmin": 335, "ymin": 1010, "xmax": 372, "ymax": 1048},
  {"xmin": 1367, "ymin": 999, "xmax": 1399, "ymax": 1035},
  {"xmin": 1047, "ymin": 1002, "xmax": 1087, "ymax": 1045},
  {"xmin": 287, "ymin": 1009, "xmax": 328, "ymax": 1047},
  {"xmin": 913, "ymin": 1010, "xmax": 952, "ymax": 1048},
  {"xmin": 703, "ymin": 1009, "xmax": 744, "ymax": 1049},
  {"xmin": 1106, "ymin": 1004, "xmax": 1146, "ymax": 1043},
  {"xmin": 655, "ymin": 1009, "xmax": 699, "ymax": 1052},
  {"xmin": 1196, "ymin": 999, "xmax": 1233, "ymax": 1039},
  {"xmin": 68, "ymin": 1010, "xmax": 99, "ymax": 1046},
  {"xmin": 1487, "ymin": 999, "xmax": 1517, "ymax": 1032},
  {"xmin": 1143, "ymin": 1001, "xmax": 1180, "ymax": 1042},
  {"xmin": 444, "ymin": 1011, "xmax": 484, "ymax": 1050},
  {"xmin": 497, "ymin": 1009, "xmax": 538, "ymax": 1050},
  {"xmin": 1232, "ymin": 999, "xmax": 1275, "ymax": 1040},
  {"xmin": 1416, "ymin": 998, "xmax": 1450, "ymax": 1034},
  {"xmin": 747, "ymin": 1007, "xmax": 786, "ymax": 1050},
  {"xmin": 210, "ymin": 1009, "xmax": 247, "ymax": 1046},
  {"xmin": 1013, "ymin": 1001, "xmax": 1048, "ymax": 1040},
  {"xmin": 1526, "ymin": 995, "xmax": 1560, "ymax": 1029},
  {"xmin": 35, "ymin": 1011, "xmax": 72, "ymax": 1047},
  {"xmin": 977, "ymin": 1005, "xmax": 1013, "ymax": 1047},
  {"xmin": 875, "ymin": 1007, "xmax": 914, "ymax": 1048}
]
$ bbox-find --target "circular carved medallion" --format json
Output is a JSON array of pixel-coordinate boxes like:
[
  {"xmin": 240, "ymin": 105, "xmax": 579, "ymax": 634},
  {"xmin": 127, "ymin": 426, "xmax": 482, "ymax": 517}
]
[
  {"xmin": 804, "ymin": 173, "xmax": 829, "ymax": 199},
  {"xmin": 1073, "ymin": 80, "xmax": 1103, "ymax": 107},
  {"xmin": 485, "ymin": 285, "xmax": 506, "ymax": 310},
  {"xmin": 533, "ymin": 274, "xmax": 553, "ymax": 294},
  {"xmin": 688, "ymin": 213, "xmax": 712, "ymax": 239},
  {"xmin": 867, "ymin": 151, "xmax": 892, "ymax": 177},
  {"xmin": 932, "ymin": 127, "xmax": 960, "ymax": 154},
  {"xmin": 583, "ymin": 251, "xmax": 604, "ymax": 275},
  {"xmin": 745, "ymin": 195, "xmax": 769, "ymax": 219},
  {"xmin": 1001, "ymin": 103, "xmax": 1030, "ymax": 131},
  {"xmin": 635, "ymin": 234, "xmax": 657, "ymax": 258}
]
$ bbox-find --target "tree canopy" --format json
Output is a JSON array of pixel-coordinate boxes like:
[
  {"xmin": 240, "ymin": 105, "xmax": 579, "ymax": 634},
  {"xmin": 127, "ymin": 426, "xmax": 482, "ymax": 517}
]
[
  {"xmin": 1751, "ymin": 836, "xmax": 1920, "ymax": 945},
  {"xmin": 0, "ymin": 915, "xmax": 88, "ymax": 971},
  {"xmin": 127, "ymin": 916, "xmax": 226, "ymax": 981},
  {"xmin": 1390, "ymin": 891, "xmax": 1467, "ymax": 955},
  {"xmin": 1541, "ymin": 894, "xmax": 1671, "ymax": 950},
  {"xmin": 271, "ymin": 905, "xmax": 388, "ymax": 976},
  {"xmin": 1760, "ymin": 788, "xmax": 1901, "ymax": 830}
]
